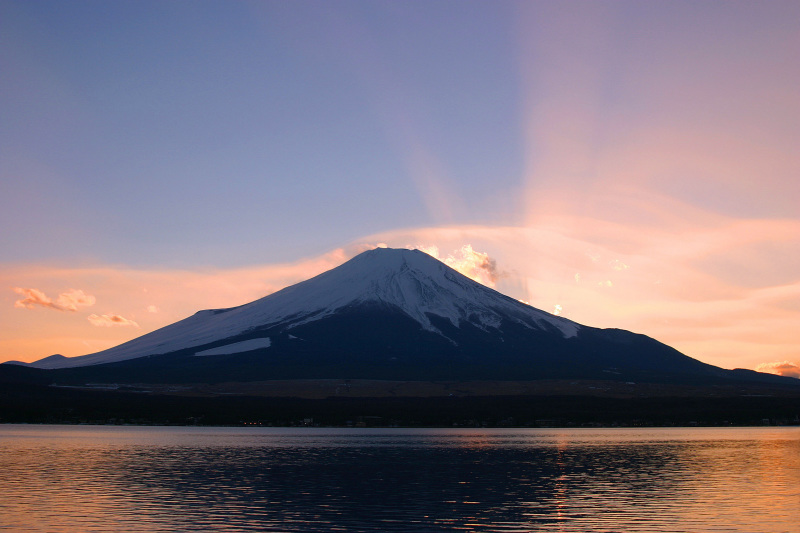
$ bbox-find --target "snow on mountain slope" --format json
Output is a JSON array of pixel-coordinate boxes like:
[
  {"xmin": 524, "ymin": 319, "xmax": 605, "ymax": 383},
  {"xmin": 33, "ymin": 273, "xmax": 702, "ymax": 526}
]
[{"xmin": 26, "ymin": 248, "xmax": 580, "ymax": 369}]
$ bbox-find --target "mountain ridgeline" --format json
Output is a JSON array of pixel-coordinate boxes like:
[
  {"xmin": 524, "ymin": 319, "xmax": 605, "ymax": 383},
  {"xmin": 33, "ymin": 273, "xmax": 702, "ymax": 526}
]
[{"xmin": 4, "ymin": 248, "xmax": 796, "ymax": 388}]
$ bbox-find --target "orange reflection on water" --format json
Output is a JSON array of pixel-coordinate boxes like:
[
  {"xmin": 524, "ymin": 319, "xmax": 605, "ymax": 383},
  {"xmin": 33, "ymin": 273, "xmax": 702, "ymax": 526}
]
[{"xmin": 2, "ymin": 426, "xmax": 800, "ymax": 532}]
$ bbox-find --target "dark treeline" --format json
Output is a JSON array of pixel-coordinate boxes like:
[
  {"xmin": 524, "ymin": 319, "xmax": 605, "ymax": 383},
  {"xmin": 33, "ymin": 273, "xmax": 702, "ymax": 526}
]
[{"xmin": 2, "ymin": 382, "xmax": 800, "ymax": 427}]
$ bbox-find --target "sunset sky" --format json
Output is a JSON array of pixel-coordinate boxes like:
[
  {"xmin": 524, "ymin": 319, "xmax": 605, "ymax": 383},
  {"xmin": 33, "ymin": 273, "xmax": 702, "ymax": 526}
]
[{"xmin": 2, "ymin": 1, "xmax": 798, "ymax": 376}]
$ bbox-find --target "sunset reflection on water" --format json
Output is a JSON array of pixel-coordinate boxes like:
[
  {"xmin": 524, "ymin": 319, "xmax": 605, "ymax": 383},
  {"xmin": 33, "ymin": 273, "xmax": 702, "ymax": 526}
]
[{"xmin": 1, "ymin": 426, "xmax": 798, "ymax": 532}]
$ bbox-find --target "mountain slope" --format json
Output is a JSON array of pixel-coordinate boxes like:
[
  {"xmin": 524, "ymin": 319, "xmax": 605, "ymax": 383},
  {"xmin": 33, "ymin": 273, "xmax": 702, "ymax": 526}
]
[
  {"xmin": 24, "ymin": 248, "xmax": 579, "ymax": 369},
  {"xmin": 7, "ymin": 248, "xmax": 795, "ymax": 387}
]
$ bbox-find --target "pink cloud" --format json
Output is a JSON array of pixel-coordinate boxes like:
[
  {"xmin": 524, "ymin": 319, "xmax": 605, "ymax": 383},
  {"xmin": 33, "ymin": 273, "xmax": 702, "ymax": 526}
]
[
  {"xmin": 417, "ymin": 244, "xmax": 500, "ymax": 287},
  {"xmin": 755, "ymin": 361, "xmax": 800, "ymax": 379},
  {"xmin": 87, "ymin": 314, "xmax": 139, "ymax": 328},
  {"xmin": 55, "ymin": 289, "xmax": 96, "ymax": 311},
  {"xmin": 14, "ymin": 288, "xmax": 95, "ymax": 312},
  {"xmin": 13, "ymin": 288, "xmax": 53, "ymax": 310}
]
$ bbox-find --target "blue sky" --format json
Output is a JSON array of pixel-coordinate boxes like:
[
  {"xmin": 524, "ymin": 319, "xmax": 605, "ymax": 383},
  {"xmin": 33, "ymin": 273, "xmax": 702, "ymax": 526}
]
[
  {"xmin": 2, "ymin": 1, "xmax": 525, "ymax": 266},
  {"xmin": 2, "ymin": 1, "xmax": 799, "ymax": 375}
]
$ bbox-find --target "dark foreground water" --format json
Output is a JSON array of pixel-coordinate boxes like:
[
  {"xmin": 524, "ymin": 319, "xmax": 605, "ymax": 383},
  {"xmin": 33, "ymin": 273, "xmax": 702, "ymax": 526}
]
[{"xmin": 1, "ymin": 425, "xmax": 798, "ymax": 532}]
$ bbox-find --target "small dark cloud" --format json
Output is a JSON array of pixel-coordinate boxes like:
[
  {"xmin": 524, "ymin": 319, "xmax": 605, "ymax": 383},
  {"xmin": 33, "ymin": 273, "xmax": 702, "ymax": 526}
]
[{"xmin": 756, "ymin": 361, "xmax": 800, "ymax": 379}]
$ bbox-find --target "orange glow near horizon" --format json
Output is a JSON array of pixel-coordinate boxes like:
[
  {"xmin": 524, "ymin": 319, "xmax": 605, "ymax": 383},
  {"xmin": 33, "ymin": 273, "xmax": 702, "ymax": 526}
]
[
  {"xmin": 3, "ymin": 230, "xmax": 798, "ymax": 378},
  {"xmin": 2, "ymin": 4, "xmax": 798, "ymax": 380}
]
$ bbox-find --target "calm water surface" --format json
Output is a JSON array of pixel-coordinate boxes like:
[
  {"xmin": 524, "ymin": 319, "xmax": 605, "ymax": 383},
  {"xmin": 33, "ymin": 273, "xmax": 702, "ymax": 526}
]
[{"xmin": 1, "ymin": 425, "xmax": 798, "ymax": 532}]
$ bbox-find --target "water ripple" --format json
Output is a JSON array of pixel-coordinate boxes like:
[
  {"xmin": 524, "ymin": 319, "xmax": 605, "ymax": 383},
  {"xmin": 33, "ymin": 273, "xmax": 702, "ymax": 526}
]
[{"xmin": 1, "ymin": 426, "xmax": 798, "ymax": 532}]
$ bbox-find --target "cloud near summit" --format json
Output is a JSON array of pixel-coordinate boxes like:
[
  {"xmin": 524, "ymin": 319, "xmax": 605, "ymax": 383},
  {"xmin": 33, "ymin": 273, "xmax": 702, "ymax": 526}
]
[
  {"xmin": 356, "ymin": 243, "xmax": 501, "ymax": 288},
  {"xmin": 416, "ymin": 244, "xmax": 500, "ymax": 288}
]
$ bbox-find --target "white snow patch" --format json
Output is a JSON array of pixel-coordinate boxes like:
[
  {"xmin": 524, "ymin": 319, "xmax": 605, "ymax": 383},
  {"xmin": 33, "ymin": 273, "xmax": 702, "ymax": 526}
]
[{"xmin": 194, "ymin": 338, "xmax": 272, "ymax": 357}]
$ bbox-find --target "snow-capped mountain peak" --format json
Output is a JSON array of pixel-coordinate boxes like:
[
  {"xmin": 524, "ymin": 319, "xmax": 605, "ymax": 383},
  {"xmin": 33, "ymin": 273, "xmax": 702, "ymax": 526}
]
[{"xmin": 24, "ymin": 248, "xmax": 579, "ymax": 369}]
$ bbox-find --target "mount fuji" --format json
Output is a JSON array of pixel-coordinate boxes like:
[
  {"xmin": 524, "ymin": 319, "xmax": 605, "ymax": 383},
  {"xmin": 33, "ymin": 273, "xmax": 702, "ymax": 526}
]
[{"xmin": 6, "ymin": 248, "xmax": 790, "ymax": 386}]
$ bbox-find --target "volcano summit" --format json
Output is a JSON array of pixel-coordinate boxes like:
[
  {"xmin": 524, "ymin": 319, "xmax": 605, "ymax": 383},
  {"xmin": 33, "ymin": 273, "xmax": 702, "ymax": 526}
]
[{"xmin": 6, "ymin": 248, "xmax": 793, "ymax": 387}]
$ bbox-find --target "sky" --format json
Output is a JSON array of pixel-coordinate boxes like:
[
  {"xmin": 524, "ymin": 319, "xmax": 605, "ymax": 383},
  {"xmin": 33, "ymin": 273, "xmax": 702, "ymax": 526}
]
[{"xmin": 1, "ymin": 0, "xmax": 799, "ymax": 377}]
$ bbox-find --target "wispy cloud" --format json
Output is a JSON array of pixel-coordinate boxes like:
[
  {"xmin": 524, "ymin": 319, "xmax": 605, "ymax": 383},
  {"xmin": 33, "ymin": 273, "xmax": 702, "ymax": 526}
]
[
  {"xmin": 55, "ymin": 289, "xmax": 96, "ymax": 311},
  {"xmin": 87, "ymin": 314, "xmax": 139, "ymax": 328},
  {"xmin": 610, "ymin": 260, "xmax": 629, "ymax": 271},
  {"xmin": 14, "ymin": 288, "xmax": 95, "ymax": 312}
]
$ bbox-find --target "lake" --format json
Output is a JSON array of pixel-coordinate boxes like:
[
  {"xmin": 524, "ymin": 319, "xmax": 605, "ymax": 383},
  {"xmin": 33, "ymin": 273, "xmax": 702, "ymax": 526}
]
[{"xmin": 1, "ymin": 425, "xmax": 798, "ymax": 532}]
